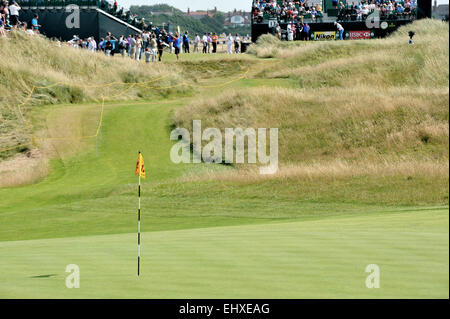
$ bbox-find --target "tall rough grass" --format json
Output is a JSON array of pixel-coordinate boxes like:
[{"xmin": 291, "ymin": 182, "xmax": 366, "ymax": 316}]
[
  {"xmin": 249, "ymin": 19, "xmax": 449, "ymax": 89},
  {"xmin": 0, "ymin": 31, "xmax": 186, "ymax": 159},
  {"xmin": 173, "ymin": 19, "xmax": 449, "ymax": 203}
]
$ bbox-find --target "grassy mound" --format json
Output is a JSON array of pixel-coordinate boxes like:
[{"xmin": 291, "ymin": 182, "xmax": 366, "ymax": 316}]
[
  {"xmin": 0, "ymin": 20, "xmax": 448, "ymax": 298},
  {"xmin": 173, "ymin": 19, "xmax": 449, "ymax": 205},
  {"xmin": 0, "ymin": 32, "xmax": 188, "ymax": 159}
]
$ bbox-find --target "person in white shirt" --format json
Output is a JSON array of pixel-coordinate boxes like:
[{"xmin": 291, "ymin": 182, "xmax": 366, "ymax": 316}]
[
  {"xmin": 226, "ymin": 33, "xmax": 233, "ymax": 54},
  {"xmin": 361, "ymin": 5, "xmax": 369, "ymax": 17},
  {"xmin": 150, "ymin": 35, "xmax": 158, "ymax": 62},
  {"xmin": 194, "ymin": 34, "xmax": 200, "ymax": 52},
  {"xmin": 24, "ymin": 24, "xmax": 34, "ymax": 36},
  {"xmin": 275, "ymin": 23, "xmax": 281, "ymax": 40},
  {"xmin": 129, "ymin": 36, "xmax": 137, "ymax": 59},
  {"xmin": 88, "ymin": 37, "xmax": 97, "ymax": 52},
  {"xmin": 9, "ymin": 1, "xmax": 21, "ymax": 28},
  {"xmin": 334, "ymin": 21, "xmax": 344, "ymax": 40},
  {"xmin": 202, "ymin": 33, "xmax": 208, "ymax": 53},
  {"xmin": 287, "ymin": 24, "xmax": 294, "ymax": 41}
]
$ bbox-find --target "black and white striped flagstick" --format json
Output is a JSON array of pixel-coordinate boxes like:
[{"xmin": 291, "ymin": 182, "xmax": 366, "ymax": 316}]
[{"xmin": 138, "ymin": 154, "xmax": 141, "ymax": 277}]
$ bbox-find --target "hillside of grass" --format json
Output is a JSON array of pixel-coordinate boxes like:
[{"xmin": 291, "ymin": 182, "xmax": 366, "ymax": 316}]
[
  {"xmin": 0, "ymin": 32, "xmax": 183, "ymax": 159},
  {"xmin": 0, "ymin": 19, "xmax": 448, "ymax": 199},
  {"xmin": 0, "ymin": 31, "xmax": 253, "ymax": 163},
  {"xmin": 0, "ymin": 20, "xmax": 448, "ymax": 298},
  {"xmin": 173, "ymin": 19, "xmax": 449, "ymax": 206}
]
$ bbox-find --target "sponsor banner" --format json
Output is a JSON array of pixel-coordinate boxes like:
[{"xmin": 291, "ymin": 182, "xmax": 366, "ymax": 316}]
[
  {"xmin": 313, "ymin": 31, "xmax": 336, "ymax": 41},
  {"xmin": 349, "ymin": 30, "xmax": 372, "ymax": 40}
]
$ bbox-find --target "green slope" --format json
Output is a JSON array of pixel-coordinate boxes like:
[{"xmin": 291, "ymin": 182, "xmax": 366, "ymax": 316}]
[
  {"xmin": 0, "ymin": 209, "xmax": 447, "ymax": 298},
  {"xmin": 0, "ymin": 20, "xmax": 448, "ymax": 298}
]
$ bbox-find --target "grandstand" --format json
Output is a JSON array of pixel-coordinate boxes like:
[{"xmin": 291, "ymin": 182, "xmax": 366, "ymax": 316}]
[
  {"xmin": 14, "ymin": 1, "xmax": 151, "ymax": 41},
  {"xmin": 251, "ymin": 0, "xmax": 432, "ymax": 41}
]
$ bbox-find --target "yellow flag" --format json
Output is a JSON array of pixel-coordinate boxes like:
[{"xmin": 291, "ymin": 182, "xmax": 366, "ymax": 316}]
[{"xmin": 135, "ymin": 153, "xmax": 146, "ymax": 179}]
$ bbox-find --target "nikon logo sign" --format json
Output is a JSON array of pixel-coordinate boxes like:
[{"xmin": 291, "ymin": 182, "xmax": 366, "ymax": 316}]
[{"xmin": 313, "ymin": 31, "xmax": 336, "ymax": 41}]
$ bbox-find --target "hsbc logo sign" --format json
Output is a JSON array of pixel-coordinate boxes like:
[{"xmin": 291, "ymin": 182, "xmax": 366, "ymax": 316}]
[{"xmin": 349, "ymin": 31, "xmax": 372, "ymax": 40}]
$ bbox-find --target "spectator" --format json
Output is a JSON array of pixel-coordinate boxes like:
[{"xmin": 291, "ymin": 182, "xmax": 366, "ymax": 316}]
[
  {"xmin": 31, "ymin": 14, "xmax": 40, "ymax": 34},
  {"xmin": 212, "ymin": 32, "xmax": 218, "ymax": 53},
  {"xmin": 135, "ymin": 35, "xmax": 142, "ymax": 60},
  {"xmin": 183, "ymin": 31, "xmax": 190, "ymax": 53},
  {"xmin": 104, "ymin": 36, "xmax": 113, "ymax": 56},
  {"xmin": 275, "ymin": 23, "xmax": 281, "ymax": 40},
  {"xmin": 167, "ymin": 32, "xmax": 174, "ymax": 53},
  {"xmin": 1, "ymin": 2, "xmax": 9, "ymax": 26},
  {"xmin": 8, "ymin": 1, "xmax": 20, "ymax": 28},
  {"xmin": 129, "ymin": 35, "xmax": 136, "ymax": 59},
  {"xmin": 150, "ymin": 34, "xmax": 157, "ymax": 62},
  {"xmin": 98, "ymin": 37, "xmax": 105, "ymax": 52},
  {"xmin": 207, "ymin": 33, "xmax": 212, "ymax": 53},
  {"xmin": 226, "ymin": 33, "xmax": 233, "ymax": 54},
  {"xmin": 142, "ymin": 30, "xmax": 150, "ymax": 50},
  {"xmin": 334, "ymin": 21, "xmax": 344, "ymax": 40},
  {"xmin": 0, "ymin": 14, "xmax": 4, "ymax": 37},
  {"xmin": 287, "ymin": 24, "xmax": 294, "ymax": 41},
  {"xmin": 202, "ymin": 33, "xmax": 208, "ymax": 54},
  {"xmin": 173, "ymin": 33, "xmax": 182, "ymax": 60},
  {"xmin": 156, "ymin": 34, "xmax": 168, "ymax": 62},
  {"xmin": 234, "ymin": 34, "xmax": 241, "ymax": 53},
  {"xmin": 303, "ymin": 23, "xmax": 310, "ymax": 41},
  {"xmin": 144, "ymin": 47, "xmax": 152, "ymax": 63},
  {"xmin": 194, "ymin": 33, "xmax": 200, "ymax": 53},
  {"xmin": 118, "ymin": 35, "xmax": 127, "ymax": 57},
  {"xmin": 88, "ymin": 37, "xmax": 97, "ymax": 52},
  {"xmin": 108, "ymin": 34, "xmax": 118, "ymax": 56},
  {"xmin": 295, "ymin": 22, "xmax": 302, "ymax": 41}
]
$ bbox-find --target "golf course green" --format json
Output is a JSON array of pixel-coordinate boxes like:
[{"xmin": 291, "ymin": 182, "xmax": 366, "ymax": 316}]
[
  {"xmin": 0, "ymin": 20, "xmax": 448, "ymax": 298},
  {"xmin": 0, "ymin": 97, "xmax": 448, "ymax": 298}
]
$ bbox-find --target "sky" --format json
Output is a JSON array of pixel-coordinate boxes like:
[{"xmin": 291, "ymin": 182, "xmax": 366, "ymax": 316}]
[
  {"xmin": 119, "ymin": 0, "xmax": 449, "ymax": 12},
  {"xmin": 119, "ymin": 0, "xmax": 250, "ymax": 12}
]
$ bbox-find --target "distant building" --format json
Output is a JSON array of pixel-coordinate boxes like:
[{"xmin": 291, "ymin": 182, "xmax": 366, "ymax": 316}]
[
  {"xmin": 185, "ymin": 7, "xmax": 217, "ymax": 20},
  {"xmin": 224, "ymin": 10, "xmax": 251, "ymax": 27},
  {"xmin": 433, "ymin": 0, "xmax": 449, "ymax": 20},
  {"xmin": 184, "ymin": 7, "xmax": 251, "ymax": 27},
  {"xmin": 148, "ymin": 11, "xmax": 174, "ymax": 17}
]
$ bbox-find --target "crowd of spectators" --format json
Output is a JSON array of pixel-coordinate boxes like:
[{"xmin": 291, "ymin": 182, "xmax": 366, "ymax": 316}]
[
  {"xmin": 1, "ymin": 1, "xmax": 42, "ymax": 37},
  {"xmin": 336, "ymin": 0, "xmax": 417, "ymax": 21},
  {"xmin": 252, "ymin": 0, "xmax": 417, "ymax": 24},
  {"xmin": 99, "ymin": 0, "xmax": 155, "ymax": 31},
  {"xmin": 1, "ymin": 0, "xmax": 249, "ymax": 61},
  {"xmin": 67, "ymin": 30, "xmax": 248, "ymax": 63},
  {"xmin": 252, "ymin": 0, "xmax": 324, "ymax": 23},
  {"xmin": 11, "ymin": 0, "xmax": 151, "ymax": 31}
]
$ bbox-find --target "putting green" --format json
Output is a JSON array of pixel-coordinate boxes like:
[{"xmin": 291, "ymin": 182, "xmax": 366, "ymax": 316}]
[{"xmin": 0, "ymin": 209, "xmax": 447, "ymax": 298}]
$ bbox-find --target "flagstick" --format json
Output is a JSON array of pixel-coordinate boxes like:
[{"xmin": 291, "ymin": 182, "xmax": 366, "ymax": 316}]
[{"xmin": 138, "ymin": 174, "xmax": 141, "ymax": 277}]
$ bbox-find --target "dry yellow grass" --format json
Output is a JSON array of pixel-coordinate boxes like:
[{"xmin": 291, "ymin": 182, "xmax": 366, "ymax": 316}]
[
  {"xmin": 180, "ymin": 158, "xmax": 448, "ymax": 183},
  {"xmin": 174, "ymin": 86, "xmax": 448, "ymax": 163},
  {"xmin": 0, "ymin": 31, "xmax": 188, "ymax": 160},
  {"xmin": 0, "ymin": 150, "xmax": 48, "ymax": 187},
  {"xmin": 174, "ymin": 20, "xmax": 449, "ymax": 186},
  {"xmin": 249, "ymin": 19, "xmax": 449, "ymax": 89}
]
